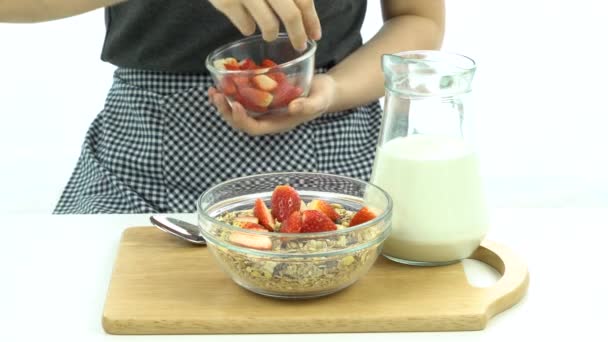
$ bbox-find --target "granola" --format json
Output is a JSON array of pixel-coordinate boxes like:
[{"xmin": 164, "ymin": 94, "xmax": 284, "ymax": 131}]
[{"xmin": 208, "ymin": 205, "xmax": 384, "ymax": 296}]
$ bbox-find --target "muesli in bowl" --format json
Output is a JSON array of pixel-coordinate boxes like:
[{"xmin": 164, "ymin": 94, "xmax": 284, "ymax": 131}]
[{"xmin": 197, "ymin": 172, "xmax": 392, "ymax": 299}]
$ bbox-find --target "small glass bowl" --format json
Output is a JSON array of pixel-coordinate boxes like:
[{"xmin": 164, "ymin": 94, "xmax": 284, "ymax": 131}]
[
  {"xmin": 205, "ymin": 33, "xmax": 316, "ymax": 117},
  {"xmin": 197, "ymin": 172, "xmax": 392, "ymax": 299}
]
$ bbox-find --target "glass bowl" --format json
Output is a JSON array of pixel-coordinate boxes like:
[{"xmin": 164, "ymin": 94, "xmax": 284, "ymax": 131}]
[
  {"xmin": 205, "ymin": 33, "xmax": 316, "ymax": 117},
  {"xmin": 197, "ymin": 172, "xmax": 392, "ymax": 299}
]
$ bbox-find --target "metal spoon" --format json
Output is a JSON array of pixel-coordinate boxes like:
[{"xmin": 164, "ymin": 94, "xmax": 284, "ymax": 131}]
[{"xmin": 149, "ymin": 215, "xmax": 207, "ymax": 245}]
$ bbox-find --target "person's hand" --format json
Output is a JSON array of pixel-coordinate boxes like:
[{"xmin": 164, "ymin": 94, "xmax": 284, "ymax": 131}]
[
  {"xmin": 208, "ymin": 0, "xmax": 322, "ymax": 50},
  {"xmin": 208, "ymin": 74, "xmax": 337, "ymax": 136}
]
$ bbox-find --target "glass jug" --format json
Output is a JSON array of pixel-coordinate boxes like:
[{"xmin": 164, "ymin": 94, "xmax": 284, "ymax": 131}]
[{"xmin": 370, "ymin": 50, "xmax": 489, "ymax": 266}]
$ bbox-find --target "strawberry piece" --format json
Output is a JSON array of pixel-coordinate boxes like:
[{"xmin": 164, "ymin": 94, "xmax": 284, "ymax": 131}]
[
  {"xmin": 301, "ymin": 210, "xmax": 337, "ymax": 232},
  {"xmin": 229, "ymin": 228, "xmax": 272, "ymax": 250},
  {"xmin": 223, "ymin": 58, "xmax": 240, "ymax": 70},
  {"xmin": 214, "ymin": 57, "xmax": 238, "ymax": 70},
  {"xmin": 252, "ymin": 74, "xmax": 278, "ymax": 92},
  {"xmin": 235, "ymin": 87, "xmax": 273, "ymax": 112},
  {"xmin": 270, "ymin": 81, "xmax": 303, "ymax": 108},
  {"xmin": 260, "ymin": 58, "xmax": 278, "ymax": 68},
  {"xmin": 233, "ymin": 216, "xmax": 259, "ymax": 224},
  {"xmin": 268, "ymin": 72, "xmax": 287, "ymax": 83},
  {"xmin": 271, "ymin": 185, "xmax": 301, "ymax": 222},
  {"xmin": 280, "ymin": 211, "xmax": 302, "ymax": 233},
  {"xmin": 233, "ymin": 221, "xmax": 266, "ymax": 230},
  {"xmin": 239, "ymin": 58, "xmax": 258, "ymax": 70},
  {"xmin": 234, "ymin": 92, "xmax": 267, "ymax": 113},
  {"xmin": 220, "ymin": 77, "xmax": 237, "ymax": 96},
  {"xmin": 253, "ymin": 198, "xmax": 275, "ymax": 231},
  {"xmin": 308, "ymin": 199, "xmax": 340, "ymax": 221},
  {"xmin": 349, "ymin": 207, "xmax": 378, "ymax": 227},
  {"xmin": 231, "ymin": 76, "xmax": 251, "ymax": 88},
  {"xmin": 237, "ymin": 87, "xmax": 273, "ymax": 107}
]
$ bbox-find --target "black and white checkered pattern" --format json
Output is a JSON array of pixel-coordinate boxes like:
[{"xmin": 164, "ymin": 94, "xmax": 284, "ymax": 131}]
[{"xmin": 54, "ymin": 68, "xmax": 382, "ymax": 214}]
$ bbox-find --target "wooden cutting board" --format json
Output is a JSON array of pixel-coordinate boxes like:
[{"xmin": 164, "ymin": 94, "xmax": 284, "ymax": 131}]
[{"xmin": 102, "ymin": 227, "xmax": 529, "ymax": 334}]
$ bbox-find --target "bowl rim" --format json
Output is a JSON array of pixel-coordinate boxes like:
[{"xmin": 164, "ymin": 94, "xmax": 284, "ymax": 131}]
[
  {"xmin": 204, "ymin": 33, "xmax": 318, "ymax": 76},
  {"xmin": 196, "ymin": 171, "xmax": 393, "ymax": 240}
]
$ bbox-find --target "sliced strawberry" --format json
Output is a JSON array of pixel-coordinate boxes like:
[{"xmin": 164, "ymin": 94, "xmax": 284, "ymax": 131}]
[
  {"xmin": 233, "ymin": 216, "xmax": 259, "ymax": 224},
  {"xmin": 271, "ymin": 185, "xmax": 301, "ymax": 222},
  {"xmin": 308, "ymin": 199, "xmax": 340, "ymax": 222},
  {"xmin": 229, "ymin": 229, "xmax": 272, "ymax": 250},
  {"xmin": 234, "ymin": 92, "xmax": 267, "ymax": 113},
  {"xmin": 220, "ymin": 77, "xmax": 237, "ymax": 96},
  {"xmin": 231, "ymin": 76, "xmax": 251, "ymax": 88},
  {"xmin": 239, "ymin": 58, "xmax": 258, "ymax": 70},
  {"xmin": 233, "ymin": 221, "xmax": 266, "ymax": 230},
  {"xmin": 237, "ymin": 87, "xmax": 273, "ymax": 107},
  {"xmin": 349, "ymin": 207, "xmax": 377, "ymax": 227},
  {"xmin": 253, "ymin": 198, "xmax": 274, "ymax": 231},
  {"xmin": 301, "ymin": 210, "xmax": 337, "ymax": 232},
  {"xmin": 280, "ymin": 211, "xmax": 302, "ymax": 233},
  {"xmin": 270, "ymin": 81, "xmax": 303, "ymax": 108},
  {"xmin": 235, "ymin": 87, "xmax": 273, "ymax": 112},
  {"xmin": 252, "ymin": 74, "xmax": 278, "ymax": 92},
  {"xmin": 260, "ymin": 58, "xmax": 278, "ymax": 68},
  {"xmin": 223, "ymin": 58, "xmax": 240, "ymax": 70},
  {"xmin": 268, "ymin": 71, "xmax": 287, "ymax": 83},
  {"xmin": 214, "ymin": 57, "xmax": 238, "ymax": 70}
]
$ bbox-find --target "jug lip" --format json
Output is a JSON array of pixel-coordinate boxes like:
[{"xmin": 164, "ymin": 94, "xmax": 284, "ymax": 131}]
[
  {"xmin": 382, "ymin": 50, "xmax": 476, "ymax": 97},
  {"xmin": 382, "ymin": 50, "xmax": 477, "ymax": 73}
]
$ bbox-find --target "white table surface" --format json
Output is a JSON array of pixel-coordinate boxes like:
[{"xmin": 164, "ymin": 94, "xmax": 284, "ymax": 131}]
[{"xmin": 1, "ymin": 208, "xmax": 607, "ymax": 341}]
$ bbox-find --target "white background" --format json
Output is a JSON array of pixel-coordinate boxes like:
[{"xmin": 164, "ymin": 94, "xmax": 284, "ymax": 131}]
[{"xmin": 0, "ymin": 0, "xmax": 607, "ymax": 214}]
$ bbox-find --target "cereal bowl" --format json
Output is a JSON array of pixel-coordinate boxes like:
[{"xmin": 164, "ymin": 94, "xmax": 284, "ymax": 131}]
[
  {"xmin": 205, "ymin": 33, "xmax": 316, "ymax": 117},
  {"xmin": 197, "ymin": 172, "xmax": 392, "ymax": 299}
]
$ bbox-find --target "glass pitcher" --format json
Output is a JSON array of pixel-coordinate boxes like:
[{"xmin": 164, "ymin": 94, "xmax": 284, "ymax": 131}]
[{"xmin": 370, "ymin": 50, "xmax": 489, "ymax": 266}]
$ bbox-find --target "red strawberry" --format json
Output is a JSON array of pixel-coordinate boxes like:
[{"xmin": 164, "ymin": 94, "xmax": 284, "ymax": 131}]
[
  {"xmin": 229, "ymin": 229, "xmax": 272, "ymax": 250},
  {"xmin": 235, "ymin": 87, "xmax": 273, "ymax": 112},
  {"xmin": 233, "ymin": 221, "xmax": 266, "ymax": 230},
  {"xmin": 260, "ymin": 58, "xmax": 278, "ymax": 68},
  {"xmin": 252, "ymin": 74, "xmax": 278, "ymax": 92},
  {"xmin": 280, "ymin": 211, "xmax": 302, "ymax": 233},
  {"xmin": 253, "ymin": 198, "xmax": 274, "ymax": 231},
  {"xmin": 301, "ymin": 210, "xmax": 337, "ymax": 232},
  {"xmin": 233, "ymin": 216, "xmax": 259, "ymax": 224},
  {"xmin": 270, "ymin": 81, "xmax": 303, "ymax": 108},
  {"xmin": 231, "ymin": 76, "xmax": 251, "ymax": 88},
  {"xmin": 239, "ymin": 58, "xmax": 258, "ymax": 70},
  {"xmin": 308, "ymin": 199, "xmax": 340, "ymax": 221},
  {"xmin": 220, "ymin": 77, "xmax": 237, "ymax": 96},
  {"xmin": 349, "ymin": 207, "xmax": 377, "ymax": 227},
  {"xmin": 271, "ymin": 185, "xmax": 301, "ymax": 222},
  {"xmin": 268, "ymin": 71, "xmax": 287, "ymax": 83}
]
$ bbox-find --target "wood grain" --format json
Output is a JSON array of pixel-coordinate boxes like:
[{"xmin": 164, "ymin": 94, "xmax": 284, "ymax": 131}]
[{"xmin": 102, "ymin": 227, "xmax": 529, "ymax": 334}]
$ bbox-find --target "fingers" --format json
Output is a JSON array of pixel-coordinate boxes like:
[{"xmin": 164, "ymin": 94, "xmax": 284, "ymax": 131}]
[
  {"xmin": 294, "ymin": 0, "xmax": 321, "ymax": 40},
  {"xmin": 211, "ymin": 0, "xmax": 321, "ymax": 51},
  {"xmin": 242, "ymin": 0, "xmax": 279, "ymax": 42},
  {"xmin": 266, "ymin": 0, "xmax": 306, "ymax": 50},
  {"xmin": 289, "ymin": 74, "xmax": 334, "ymax": 115},
  {"xmin": 209, "ymin": 0, "xmax": 256, "ymax": 36},
  {"xmin": 209, "ymin": 74, "xmax": 335, "ymax": 135}
]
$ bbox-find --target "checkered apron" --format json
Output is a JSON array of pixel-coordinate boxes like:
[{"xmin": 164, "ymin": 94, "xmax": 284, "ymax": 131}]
[{"xmin": 53, "ymin": 68, "xmax": 383, "ymax": 214}]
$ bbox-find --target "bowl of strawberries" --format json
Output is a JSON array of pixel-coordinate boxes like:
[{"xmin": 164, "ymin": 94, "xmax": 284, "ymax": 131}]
[
  {"xmin": 205, "ymin": 33, "xmax": 316, "ymax": 117},
  {"xmin": 197, "ymin": 172, "xmax": 392, "ymax": 299}
]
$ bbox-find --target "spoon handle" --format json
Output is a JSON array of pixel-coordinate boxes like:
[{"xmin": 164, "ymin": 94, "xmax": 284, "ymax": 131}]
[{"xmin": 150, "ymin": 215, "xmax": 207, "ymax": 245}]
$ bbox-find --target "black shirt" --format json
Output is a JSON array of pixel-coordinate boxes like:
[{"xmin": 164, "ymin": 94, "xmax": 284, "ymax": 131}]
[{"xmin": 101, "ymin": 0, "xmax": 367, "ymax": 74}]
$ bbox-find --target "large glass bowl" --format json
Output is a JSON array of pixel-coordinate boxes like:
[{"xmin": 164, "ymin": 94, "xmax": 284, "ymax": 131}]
[
  {"xmin": 197, "ymin": 172, "xmax": 392, "ymax": 299},
  {"xmin": 205, "ymin": 33, "xmax": 316, "ymax": 117}
]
